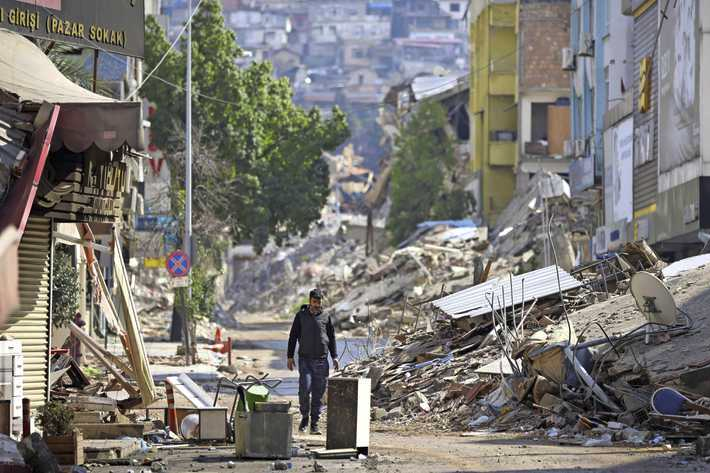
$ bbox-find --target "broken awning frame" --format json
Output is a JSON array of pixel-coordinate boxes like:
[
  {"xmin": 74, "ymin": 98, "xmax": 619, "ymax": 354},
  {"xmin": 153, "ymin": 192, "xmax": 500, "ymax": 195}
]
[
  {"xmin": 0, "ymin": 103, "xmax": 59, "ymax": 235},
  {"xmin": 55, "ymin": 223, "xmax": 157, "ymax": 406},
  {"xmin": 432, "ymin": 265, "xmax": 583, "ymax": 320},
  {"xmin": 0, "ymin": 29, "xmax": 142, "ymax": 153}
]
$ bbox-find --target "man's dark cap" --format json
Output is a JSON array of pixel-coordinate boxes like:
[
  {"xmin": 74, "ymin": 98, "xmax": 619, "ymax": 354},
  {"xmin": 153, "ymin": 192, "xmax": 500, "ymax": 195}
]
[{"xmin": 309, "ymin": 288, "xmax": 323, "ymax": 300}]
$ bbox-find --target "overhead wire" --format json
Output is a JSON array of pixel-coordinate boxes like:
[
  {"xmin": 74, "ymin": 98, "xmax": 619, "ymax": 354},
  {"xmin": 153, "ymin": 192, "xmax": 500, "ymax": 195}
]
[
  {"xmin": 127, "ymin": 0, "xmax": 206, "ymax": 99},
  {"xmin": 34, "ymin": 0, "xmax": 235, "ymax": 106}
]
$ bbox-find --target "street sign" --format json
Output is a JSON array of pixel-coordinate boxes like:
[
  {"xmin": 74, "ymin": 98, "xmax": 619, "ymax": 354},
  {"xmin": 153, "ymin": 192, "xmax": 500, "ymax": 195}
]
[
  {"xmin": 171, "ymin": 276, "xmax": 189, "ymax": 288},
  {"xmin": 144, "ymin": 257, "xmax": 166, "ymax": 269},
  {"xmin": 166, "ymin": 250, "xmax": 190, "ymax": 277},
  {"xmin": 0, "ymin": 0, "xmax": 146, "ymax": 57}
]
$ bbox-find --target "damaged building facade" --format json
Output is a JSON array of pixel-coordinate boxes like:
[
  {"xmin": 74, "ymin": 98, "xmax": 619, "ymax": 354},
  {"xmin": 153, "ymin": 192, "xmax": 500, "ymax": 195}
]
[
  {"xmin": 569, "ymin": 0, "xmax": 710, "ymax": 260},
  {"xmin": 0, "ymin": 0, "xmax": 155, "ymax": 437},
  {"xmin": 468, "ymin": 0, "xmax": 571, "ymax": 225}
]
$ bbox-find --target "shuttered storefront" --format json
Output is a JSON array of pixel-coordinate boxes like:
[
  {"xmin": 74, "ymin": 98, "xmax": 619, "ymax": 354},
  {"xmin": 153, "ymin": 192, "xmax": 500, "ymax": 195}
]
[
  {"xmin": 632, "ymin": 2, "xmax": 658, "ymax": 212},
  {"xmin": 2, "ymin": 216, "xmax": 51, "ymax": 408}
]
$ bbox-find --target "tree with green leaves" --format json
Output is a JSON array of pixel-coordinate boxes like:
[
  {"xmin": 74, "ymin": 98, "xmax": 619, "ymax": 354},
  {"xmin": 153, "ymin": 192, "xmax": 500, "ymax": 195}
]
[
  {"xmin": 142, "ymin": 3, "xmax": 349, "ymax": 251},
  {"xmin": 142, "ymin": 2, "xmax": 348, "ymax": 346},
  {"xmin": 387, "ymin": 101, "xmax": 472, "ymax": 244},
  {"xmin": 52, "ymin": 246, "xmax": 79, "ymax": 328}
]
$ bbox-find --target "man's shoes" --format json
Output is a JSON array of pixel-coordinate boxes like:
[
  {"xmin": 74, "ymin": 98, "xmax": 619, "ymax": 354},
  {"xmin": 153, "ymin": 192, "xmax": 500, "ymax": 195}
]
[
  {"xmin": 298, "ymin": 418, "xmax": 308, "ymax": 433},
  {"xmin": 310, "ymin": 425, "xmax": 322, "ymax": 435}
]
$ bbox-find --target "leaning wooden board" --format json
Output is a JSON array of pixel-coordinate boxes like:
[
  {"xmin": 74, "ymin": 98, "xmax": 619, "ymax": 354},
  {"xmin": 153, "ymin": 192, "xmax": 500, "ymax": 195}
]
[{"xmin": 113, "ymin": 228, "xmax": 158, "ymax": 406}]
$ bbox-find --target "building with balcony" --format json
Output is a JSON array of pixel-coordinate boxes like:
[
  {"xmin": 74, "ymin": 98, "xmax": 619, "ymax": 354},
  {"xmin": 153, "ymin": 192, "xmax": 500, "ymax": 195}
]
[
  {"xmin": 516, "ymin": 0, "xmax": 572, "ymax": 191},
  {"xmin": 468, "ymin": 0, "xmax": 573, "ymax": 225},
  {"xmin": 468, "ymin": 1, "xmax": 517, "ymax": 224}
]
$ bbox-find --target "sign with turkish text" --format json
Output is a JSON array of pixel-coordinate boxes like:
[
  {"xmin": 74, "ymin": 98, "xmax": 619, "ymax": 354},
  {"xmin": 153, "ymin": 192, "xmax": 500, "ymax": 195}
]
[{"xmin": 0, "ymin": 0, "xmax": 145, "ymax": 57}]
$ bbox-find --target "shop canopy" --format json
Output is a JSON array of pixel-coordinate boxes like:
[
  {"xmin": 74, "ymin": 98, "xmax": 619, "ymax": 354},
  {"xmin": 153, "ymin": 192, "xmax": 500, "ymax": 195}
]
[{"xmin": 0, "ymin": 29, "xmax": 142, "ymax": 153}]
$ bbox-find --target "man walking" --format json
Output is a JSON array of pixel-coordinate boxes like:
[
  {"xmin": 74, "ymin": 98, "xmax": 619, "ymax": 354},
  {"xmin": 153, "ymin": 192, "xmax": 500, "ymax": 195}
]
[{"xmin": 287, "ymin": 289, "xmax": 339, "ymax": 434}]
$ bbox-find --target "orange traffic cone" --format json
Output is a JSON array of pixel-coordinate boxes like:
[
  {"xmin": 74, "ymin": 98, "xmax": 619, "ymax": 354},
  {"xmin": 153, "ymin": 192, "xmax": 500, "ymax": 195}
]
[{"xmin": 214, "ymin": 327, "xmax": 222, "ymax": 344}]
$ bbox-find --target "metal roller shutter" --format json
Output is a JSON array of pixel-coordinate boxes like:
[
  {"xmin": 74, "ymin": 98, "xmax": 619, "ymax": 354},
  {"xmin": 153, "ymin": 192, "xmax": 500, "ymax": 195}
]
[
  {"xmin": 1, "ymin": 216, "xmax": 51, "ymax": 408},
  {"xmin": 632, "ymin": 3, "xmax": 658, "ymax": 211}
]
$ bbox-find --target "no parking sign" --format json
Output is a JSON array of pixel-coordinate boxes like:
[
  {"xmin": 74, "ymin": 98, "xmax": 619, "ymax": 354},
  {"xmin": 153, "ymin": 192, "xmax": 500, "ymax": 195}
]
[{"xmin": 166, "ymin": 250, "xmax": 190, "ymax": 277}]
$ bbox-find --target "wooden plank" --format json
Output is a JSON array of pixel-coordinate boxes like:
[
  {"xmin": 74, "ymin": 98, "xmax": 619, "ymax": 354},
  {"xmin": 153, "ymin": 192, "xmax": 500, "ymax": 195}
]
[
  {"xmin": 68, "ymin": 324, "xmax": 139, "ymax": 397},
  {"xmin": 67, "ymin": 395, "xmax": 117, "ymax": 412},
  {"xmin": 70, "ymin": 322, "xmax": 135, "ymax": 380},
  {"xmin": 119, "ymin": 332, "xmax": 137, "ymax": 381},
  {"xmin": 49, "ymin": 367, "xmax": 70, "ymax": 387},
  {"xmin": 45, "ymin": 430, "xmax": 84, "ymax": 465},
  {"xmin": 74, "ymin": 423, "xmax": 146, "ymax": 440},
  {"xmin": 73, "ymin": 411, "xmax": 104, "ymax": 424},
  {"xmin": 90, "ymin": 260, "xmax": 123, "ymax": 332},
  {"xmin": 113, "ymin": 229, "xmax": 157, "ymax": 407}
]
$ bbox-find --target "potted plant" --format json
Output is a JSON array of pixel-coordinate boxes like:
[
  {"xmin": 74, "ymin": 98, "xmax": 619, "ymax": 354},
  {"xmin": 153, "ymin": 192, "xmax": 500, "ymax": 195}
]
[{"xmin": 36, "ymin": 400, "xmax": 83, "ymax": 465}]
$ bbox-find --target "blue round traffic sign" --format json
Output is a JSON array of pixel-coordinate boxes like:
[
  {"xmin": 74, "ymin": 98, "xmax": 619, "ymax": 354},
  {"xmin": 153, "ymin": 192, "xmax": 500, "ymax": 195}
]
[{"xmin": 166, "ymin": 250, "xmax": 190, "ymax": 277}]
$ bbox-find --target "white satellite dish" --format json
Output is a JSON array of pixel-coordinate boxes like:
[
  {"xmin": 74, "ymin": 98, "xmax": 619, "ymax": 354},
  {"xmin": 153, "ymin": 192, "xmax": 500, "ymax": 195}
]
[{"xmin": 630, "ymin": 271, "xmax": 677, "ymax": 325}]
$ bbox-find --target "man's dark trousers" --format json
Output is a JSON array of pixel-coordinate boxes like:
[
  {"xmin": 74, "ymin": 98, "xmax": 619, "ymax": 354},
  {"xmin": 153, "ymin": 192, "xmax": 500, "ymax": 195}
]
[{"xmin": 298, "ymin": 356, "xmax": 329, "ymax": 426}]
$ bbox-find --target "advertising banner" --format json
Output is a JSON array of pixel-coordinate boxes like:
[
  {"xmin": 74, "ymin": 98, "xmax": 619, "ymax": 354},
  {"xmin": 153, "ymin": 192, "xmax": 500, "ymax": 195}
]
[
  {"xmin": 658, "ymin": 0, "xmax": 699, "ymax": 179},
  {"xmin": 604, "ymin": 117, "xmax": 634, "ymax": 225}
]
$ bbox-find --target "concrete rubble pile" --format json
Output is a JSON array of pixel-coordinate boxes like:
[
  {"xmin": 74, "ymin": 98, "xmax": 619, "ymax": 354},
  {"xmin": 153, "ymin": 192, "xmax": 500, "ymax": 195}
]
[
  {"xmin": 327, "ymin": 222, "xmax": 507, "ymax": 333},
  {"xmin": 326, "ymin": 171, "xmax": 597, "ymax": 334},
  {"xmin": 226, "ymin": 213, "xmax": 511, "ymax": 333},
  {"xmin": 341, "ymin": 246, "xmax": 710, "ymax": 448},
  {"xmin": 490, "ymin": 172, "xmax": 599, "ymax": 274},
  {"xmin": 339, "ymin": 262, "xmax": 602, "ymax": 431},
  {"xmin": 132, "ymin": 272, "xmax": 175, "ymax": 339}
]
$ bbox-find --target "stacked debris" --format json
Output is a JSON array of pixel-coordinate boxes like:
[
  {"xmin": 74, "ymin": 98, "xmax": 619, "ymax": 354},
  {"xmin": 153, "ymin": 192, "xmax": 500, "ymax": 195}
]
[
  {"xmin": 226, "ymin": 211, "xmax": 516, "ymax": 334},
  {"xmin": 342, "ymin": 249, "xmax": 710, "ymax": 446},
  {"xmin": 226, "ymin": 171, "xmax": 603, "ymax": 334},
  {"xmin": 340, "ymin": 263, "xmax": 599, "ymax": 430},
  {"xmin": 490, "ymin": 172, "xmax": 600, "ymax": 273},
  {"xmin": 327, "ymin": 222, "xmax": 506, "ymax": 333}
]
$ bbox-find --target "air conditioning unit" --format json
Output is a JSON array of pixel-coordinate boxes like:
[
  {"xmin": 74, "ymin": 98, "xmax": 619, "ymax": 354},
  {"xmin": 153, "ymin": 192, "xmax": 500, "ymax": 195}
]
[
  {"xmin": 563, "ymin": 140, "xmax": 574, "ymax": 157},
  {"xmin": 561, "ymin": 47, "xmax": 576, "ymax": 71},
  {"xmin": 578, "ymin": 32, "xmax": 594, "ymax": 57},
  {"xmin": 574, "ymin": 138, "xmax": 586, "ymax": 157}
]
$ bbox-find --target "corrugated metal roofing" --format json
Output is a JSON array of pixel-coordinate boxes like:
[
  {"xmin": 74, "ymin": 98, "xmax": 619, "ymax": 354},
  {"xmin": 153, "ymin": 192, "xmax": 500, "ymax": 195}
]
[
  {"xmin": 411, "ymin": 74, "xmax": 468, "ymax": 101},
  {"xmin": 432, "ymin": 265, "xmax": 582, "ymax": 320},
  {"xmin": 417, "ymin": 219, "xmax": 476, "ymax": 229},
  {"xmin": 439, "ymin": 227, "xmax": 481, "ymax": 242}
]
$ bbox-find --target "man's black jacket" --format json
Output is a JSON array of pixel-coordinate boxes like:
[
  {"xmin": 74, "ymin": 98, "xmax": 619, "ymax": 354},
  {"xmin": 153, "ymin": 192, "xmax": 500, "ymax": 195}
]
[{"xmin": 287, "ymin": 305, "xmax": 337, "ymax": 360}]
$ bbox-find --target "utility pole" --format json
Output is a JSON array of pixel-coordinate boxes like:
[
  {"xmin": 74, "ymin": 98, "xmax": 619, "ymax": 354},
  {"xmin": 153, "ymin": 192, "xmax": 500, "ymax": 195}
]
[{"xmin": 183, "ymin": 0, "xmax": 193, "ymax": 366}]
